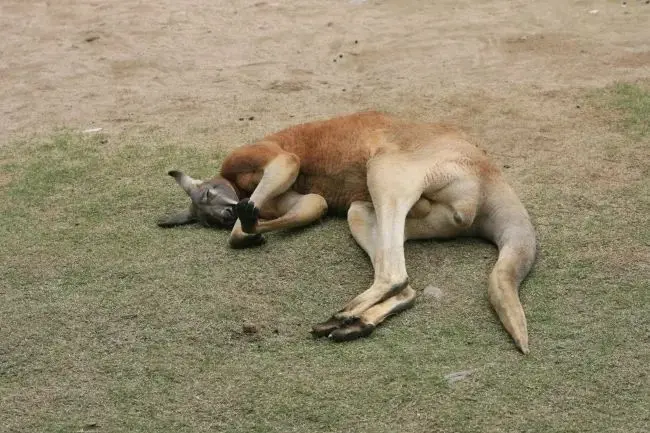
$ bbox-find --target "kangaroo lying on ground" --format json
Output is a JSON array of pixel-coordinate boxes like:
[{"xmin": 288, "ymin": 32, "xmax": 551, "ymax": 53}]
[{"xmin": 158, "ymin": 111, "xmax": 536, "ymax": 353}]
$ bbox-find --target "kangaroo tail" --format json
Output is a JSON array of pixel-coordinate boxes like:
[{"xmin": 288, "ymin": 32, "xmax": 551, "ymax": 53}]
[{"xmin": 481, "ymin": 181, "xmax": 537, "ymax": 354}]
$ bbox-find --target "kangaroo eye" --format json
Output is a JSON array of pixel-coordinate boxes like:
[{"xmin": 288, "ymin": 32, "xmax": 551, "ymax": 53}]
[{"xmin": 206, "ymin": 188, "xmax": 219, "ymax": 200}]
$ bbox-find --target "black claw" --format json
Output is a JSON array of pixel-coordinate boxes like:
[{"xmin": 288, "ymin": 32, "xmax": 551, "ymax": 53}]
[
  {"xmin": 341, "ymin": 315, "xmax": 359, "ymax": 326},
  {"xmin": 311, "ymin": 316, "xmax": 346, "ymax": 338},
  {"xmin": 328, "ymin": 318, "xmax": 375, "ymax": 342},
  {"xmin": 237, "ymin": 198, "xmax": 260, "ymax": 233}
]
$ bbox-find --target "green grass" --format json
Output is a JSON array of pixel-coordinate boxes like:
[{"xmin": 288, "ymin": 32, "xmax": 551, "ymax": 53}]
[
  {"xmin": 1, "ymin": 84, "xmax": 649, "ymax": 432},
  {"xmin": 599, "ymin": 82, "xmax": 650, "ymax": 138}
]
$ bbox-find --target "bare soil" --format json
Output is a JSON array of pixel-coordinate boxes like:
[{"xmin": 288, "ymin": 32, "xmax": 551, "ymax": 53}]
[{"xmin": 2, "ymin": 0, "xmax": 649, "ymax": 146}]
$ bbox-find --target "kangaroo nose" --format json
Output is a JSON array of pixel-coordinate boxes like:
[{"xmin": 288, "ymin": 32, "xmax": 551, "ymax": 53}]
[{"xmin": 223, "ymin": 207, "xmax": 237, "ymax": 227}]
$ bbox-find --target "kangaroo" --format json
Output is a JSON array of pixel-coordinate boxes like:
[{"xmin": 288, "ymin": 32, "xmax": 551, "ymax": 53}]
[{"xmin": 158, "ymin": 111, "xmax": 536, "ymax": 353}]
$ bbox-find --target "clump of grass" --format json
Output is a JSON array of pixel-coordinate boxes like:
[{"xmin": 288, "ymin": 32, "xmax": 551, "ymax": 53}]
[{"xmin": 595, "ymin": 82, "xmax": 650, "ymax": 137}]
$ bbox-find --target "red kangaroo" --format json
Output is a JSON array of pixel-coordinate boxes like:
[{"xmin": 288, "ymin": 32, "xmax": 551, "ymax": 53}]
[{"xmin": 159, "ymin": 111, "xmax": 536, "ymax": 353}]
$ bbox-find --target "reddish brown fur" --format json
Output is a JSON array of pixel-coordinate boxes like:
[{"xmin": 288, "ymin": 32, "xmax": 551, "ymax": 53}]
[
  {"xmin": 219, "ymin": 111, "xmax": 490, "ymax": 214},
  {"xmin": 220, "ymin": 141, "xmax": 283, "ymax": 192}
]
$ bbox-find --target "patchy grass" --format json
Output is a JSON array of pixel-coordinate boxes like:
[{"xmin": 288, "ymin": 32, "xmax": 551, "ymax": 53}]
[
  {"xmin": 1, "ymin": 83, "xmax": 649, "ymax": 433},
  {"xmin": 591, "ymin": 81, "xmax": 650, "ymax": 138}
]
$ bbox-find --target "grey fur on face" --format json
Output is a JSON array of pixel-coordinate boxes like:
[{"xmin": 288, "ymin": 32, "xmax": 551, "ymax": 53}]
[{"xmin": 158, "ymin": 171, "xmax": 239, "ymax": 229}]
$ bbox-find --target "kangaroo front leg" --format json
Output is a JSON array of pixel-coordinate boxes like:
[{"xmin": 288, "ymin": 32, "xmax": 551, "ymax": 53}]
[
  {"xmin": 242, "ymin": 191, "xmax": 327, "ymax": 234},
  {"xmin": 229, "ymin": 152, "xmax": 300, "ymax": 248}
]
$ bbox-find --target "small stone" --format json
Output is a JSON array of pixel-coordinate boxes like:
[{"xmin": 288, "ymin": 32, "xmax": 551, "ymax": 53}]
[
  {"xmin": 503, "ymin": 164, "xmax": 511, "ymax": 169},
  {"xmin": 422, "ymin": 285, "xmax": 443, "ymax": 299},
  {"xmin": 83, "ymin": 127, "xmax": 103, "ymax": 133},
  {"xmin": 588, "ymin": 9, "xmax": 599, "ymax": 14},
  {"xmin": 444, "ymin": 369, "xmax": 474, "ymax": 384},
  {"xmin": 248, "ymin": 116, "xmax": 255, "ymax": 120},
  {"xmin": 84, "ymin": 35, "xmax": 100, "ymax": 43},
  {"xmin": 242, "ymin": 322, "xmax": 259, "ymax": 334}
]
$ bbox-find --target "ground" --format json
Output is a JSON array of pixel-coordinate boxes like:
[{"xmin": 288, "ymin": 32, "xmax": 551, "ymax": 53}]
[{"xmin": 1, "ymin": 1, "xmax": 649, "ymax": 432}]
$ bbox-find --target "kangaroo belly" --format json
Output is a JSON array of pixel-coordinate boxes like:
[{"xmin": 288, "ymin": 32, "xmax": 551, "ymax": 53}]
[{"xmin": 293, "ymin": 171, "xmax": 370, "ymax": 215}]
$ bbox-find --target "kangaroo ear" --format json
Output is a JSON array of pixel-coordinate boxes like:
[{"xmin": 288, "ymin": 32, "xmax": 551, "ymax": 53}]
[
  {"xmin": 168, "ymin": 170, "xmax": 202, "ymax": 196},
  {"xmin": 157, "ymin": 209, "xmax": 197, "ymax": 228}
]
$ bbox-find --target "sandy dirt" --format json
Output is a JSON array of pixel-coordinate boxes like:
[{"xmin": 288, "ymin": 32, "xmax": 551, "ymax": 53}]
[{"xmin": 1, "ymin": 0, "xmax": 648, "ymax": 147}]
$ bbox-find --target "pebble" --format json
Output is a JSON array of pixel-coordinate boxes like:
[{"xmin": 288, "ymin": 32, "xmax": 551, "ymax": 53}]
[
  {"xmin": 444, "ymin": 369, "xmax": 475, "ymax": 384},
  {"xmin": 422, "ymin": 285, "xmax": 443, "ymax": 299}
]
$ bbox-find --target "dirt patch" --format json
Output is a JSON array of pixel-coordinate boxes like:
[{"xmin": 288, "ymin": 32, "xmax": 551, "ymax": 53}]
[
  {"xmin": 1, "ymin": 0, "xmax": 649, "ymax": 143},
  {"xmin": 615, "ymin": 50, "xmax": 650, "ymax": 68}
]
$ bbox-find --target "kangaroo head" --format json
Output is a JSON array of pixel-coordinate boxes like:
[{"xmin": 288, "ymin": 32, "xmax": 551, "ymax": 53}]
[{"xmin": 158, "ymin": 170, "xmax": 239, "ymax": 229}]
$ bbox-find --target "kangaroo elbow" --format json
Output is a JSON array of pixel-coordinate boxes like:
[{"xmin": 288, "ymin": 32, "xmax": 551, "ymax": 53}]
[{"xmin": 306, "ymin": 194, "xmax": 328, "ymax": 216}]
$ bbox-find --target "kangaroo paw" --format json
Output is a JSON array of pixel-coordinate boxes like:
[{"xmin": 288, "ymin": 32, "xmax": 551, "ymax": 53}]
[
  {"xmin": 328, "ymin": 318, "xmax": 375, "ymax": 342},
  {"xmin": 236, "ymin": 198, "xmax": 260, "ymax": 234},
  {"xmin": 229, "ymin": 233, "xmax": 265, "ymax": 249},
  {"xmin": 311, "ymin": 315, "xmax": 348, "ymax": 337}
]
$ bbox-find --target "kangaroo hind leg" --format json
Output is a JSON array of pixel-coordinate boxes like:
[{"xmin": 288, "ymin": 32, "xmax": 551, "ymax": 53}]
[
  {"xmin": 318, "ymin": 186, "xmax": 478, "ymax": 341},
  {"xmin": 314, "ymin": 162, "xmax": 481, "ymax": 341},
  {"xmin": 312, "ymin": 201, "xmax": 417, "ymax": 340},
  {"xmin": 333, "ymin": 156, "xmax": 428, "ymax": 321}
]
